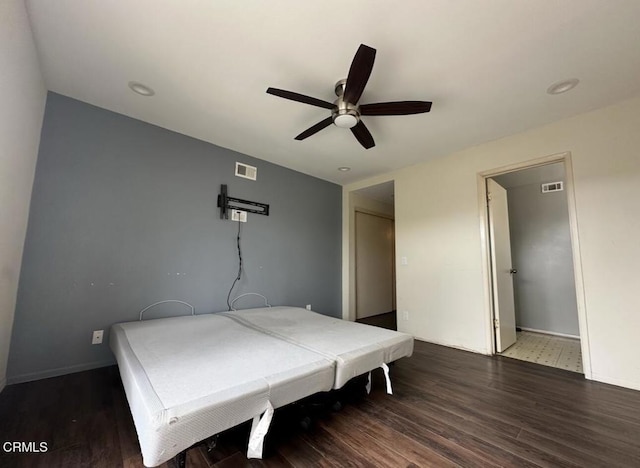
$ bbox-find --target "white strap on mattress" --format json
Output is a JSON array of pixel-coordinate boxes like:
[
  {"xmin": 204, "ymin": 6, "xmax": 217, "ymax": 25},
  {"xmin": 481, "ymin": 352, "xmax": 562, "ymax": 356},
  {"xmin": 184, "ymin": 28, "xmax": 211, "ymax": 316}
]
[
  {"xmin": 366, "ymin": 365, "xmax": 392, "ymax": 395},
  {"xmin": 381, "ymin": 363, "xmax": 393, "ymax": 395},
  {"xmin": 247, "ymin": 401, "xmax": 274, "ymax": 459}
]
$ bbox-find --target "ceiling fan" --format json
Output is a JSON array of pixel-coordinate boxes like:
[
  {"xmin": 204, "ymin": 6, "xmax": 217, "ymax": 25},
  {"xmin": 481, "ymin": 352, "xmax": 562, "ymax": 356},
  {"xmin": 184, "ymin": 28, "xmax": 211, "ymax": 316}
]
[{"xmin": 266, "ymin": 44, "xmax": 432, "ymax": 149}]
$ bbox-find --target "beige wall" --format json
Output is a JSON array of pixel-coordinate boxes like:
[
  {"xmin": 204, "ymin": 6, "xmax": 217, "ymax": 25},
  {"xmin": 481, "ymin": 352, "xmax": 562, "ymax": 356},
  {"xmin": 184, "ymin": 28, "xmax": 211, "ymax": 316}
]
[
  {"xmin": 0, "ymin": 0, "xmax": 47, "ymax": 391},
  {"xmin": 344, "ymin": 94, "xmax": 640, "ymax": 391}
]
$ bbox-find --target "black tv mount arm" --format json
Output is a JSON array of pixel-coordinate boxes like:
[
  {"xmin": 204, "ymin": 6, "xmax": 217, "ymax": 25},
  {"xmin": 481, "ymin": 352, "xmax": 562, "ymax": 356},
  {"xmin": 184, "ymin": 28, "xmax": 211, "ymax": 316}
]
[{"xmin": 217, "ymin": 184, "xmax": 270, "ymax": 219}]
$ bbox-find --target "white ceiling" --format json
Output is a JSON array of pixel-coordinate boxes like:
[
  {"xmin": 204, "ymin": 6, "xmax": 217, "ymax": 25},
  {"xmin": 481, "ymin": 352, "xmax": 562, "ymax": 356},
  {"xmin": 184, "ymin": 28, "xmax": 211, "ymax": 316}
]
[{"xmin": 25, "ymin": 0, "xmax": 640, "ymax": 185}]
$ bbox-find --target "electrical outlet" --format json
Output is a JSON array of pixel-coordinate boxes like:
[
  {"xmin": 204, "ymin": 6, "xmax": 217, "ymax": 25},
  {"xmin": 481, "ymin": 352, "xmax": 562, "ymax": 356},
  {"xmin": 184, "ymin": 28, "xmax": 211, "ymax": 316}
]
[
  {"xmin": 92, "ymin": 330, "xmax": 104, "ymax": 345},
  {"xmin": 231, "ymin": 209, "xmax": 247, "ymax": 222},
  {"xmin": 401, "ymin": 256, "xmax": 408, "ymax": 265},
  {"xmin": 306, "ymin": 304, "xmax": 312, "ymax": 311},
  {"xmin": 403, "ymin": 311, "xmax": 409, "ymax": 321}
]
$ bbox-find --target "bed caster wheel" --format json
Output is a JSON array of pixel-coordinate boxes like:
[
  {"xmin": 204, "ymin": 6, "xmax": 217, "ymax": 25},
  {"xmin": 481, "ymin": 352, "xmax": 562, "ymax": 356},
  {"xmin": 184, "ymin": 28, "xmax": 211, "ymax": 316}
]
[
  {"xmin": 300, "ymin": 416, "xmax": 312, "ymax": 431},
  {"xmin": 331, "ymin": 400, "xmax": 343, "ymax": 412}
]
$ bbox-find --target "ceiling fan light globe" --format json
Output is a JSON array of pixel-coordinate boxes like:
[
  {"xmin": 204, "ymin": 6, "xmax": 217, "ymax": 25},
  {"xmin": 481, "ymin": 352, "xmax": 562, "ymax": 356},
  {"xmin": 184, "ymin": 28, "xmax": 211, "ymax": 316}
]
[{"xmin": 334, "ymin": 114, "xmax": 358, "ymax": 128}]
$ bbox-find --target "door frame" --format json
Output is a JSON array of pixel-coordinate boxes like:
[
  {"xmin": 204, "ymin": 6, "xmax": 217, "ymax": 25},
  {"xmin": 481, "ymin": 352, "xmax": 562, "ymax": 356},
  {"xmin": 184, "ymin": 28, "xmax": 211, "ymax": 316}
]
[
  {"xmin": 477, "ymin": 151, "xmax": 593, "ymax": 378},
  {"xmin": 354, "ymin": 209, "xmax": 396, "ymax": 320}
]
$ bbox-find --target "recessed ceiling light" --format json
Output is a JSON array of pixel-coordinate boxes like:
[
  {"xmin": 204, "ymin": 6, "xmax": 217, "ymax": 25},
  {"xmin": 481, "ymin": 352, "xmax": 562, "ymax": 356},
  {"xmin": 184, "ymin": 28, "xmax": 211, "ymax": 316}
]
[
  {"xmin": 128, "ymin": 81, "xmax": 155, "ymax": 97},
  {"xmin": 547, "ymin": 78, "xmax": 579, "ymax": 95},
  {"xmin": 338, "ymin": 167, "xmax": 351, "ymax": 172}
]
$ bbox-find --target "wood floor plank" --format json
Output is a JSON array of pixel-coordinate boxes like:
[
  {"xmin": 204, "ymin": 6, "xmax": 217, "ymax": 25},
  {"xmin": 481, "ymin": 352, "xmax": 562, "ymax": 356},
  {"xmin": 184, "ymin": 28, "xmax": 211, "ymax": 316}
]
[
  {"xmin": 298, "ymin": 425, "xmax": 377, "ymax": 467},
  {"xmin": 353, "ymin": 399, "xmax": 493, "ymax": 467},
  {"xmin": 213, "ymin": 451, "xmax": 252, "ymax": 468},
  {"xmin": 361, "ymin": 396, "xmax": 552, "ymax": 468},
  {"xmin": 515, "ymin": 429, "xmax": 614, "ymax": 468},
  {"xmin": 2, "ymin": 340, "xmax": 640, "ymax": 467},
  {"xmin": 316, "ymin": 412, "xmax": 420, "ymax": 467},
  {"xmin": 85, "ymin": 409, "xmax": 122, "ymax": 468},
  {"xmin": 392, "ymin": 360, "xmax": 640, "ymax": 463},
  {"xmin": 395, "ymin": 371, "xmax": 640, "ymax": 465},
  {"xmin": 386, "ymin": 381, "xmax": 587, "ymax": 468},
  {"xmin": 277, "ymin": 435, "xmax": 337, "ymax": 468},
  {"xmin": 328, "ymin": 405, "xmax": 459, "ymax": 467}
]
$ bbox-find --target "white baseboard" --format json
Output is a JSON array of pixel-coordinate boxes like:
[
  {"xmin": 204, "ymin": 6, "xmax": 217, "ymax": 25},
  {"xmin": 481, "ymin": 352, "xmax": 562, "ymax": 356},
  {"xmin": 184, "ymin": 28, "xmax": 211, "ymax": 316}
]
[
  {"xmin": 519, "ymin": 327, "xmax": 580, "ymax": 340},
  {"xmin": 413, "ymin": 336, "xmax": 489, "ymax": 355},
  {"xmin": 590, "ymin": 372, "xmax": 640, "ymax": 392},
  {"xmin": 7, "ymin": 359, "xmax": 115, "ymax": 385}
]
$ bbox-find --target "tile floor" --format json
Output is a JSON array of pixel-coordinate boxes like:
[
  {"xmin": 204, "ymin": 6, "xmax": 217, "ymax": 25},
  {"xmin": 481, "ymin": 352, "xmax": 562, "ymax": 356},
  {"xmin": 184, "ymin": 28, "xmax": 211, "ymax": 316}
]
[{"xmin": 500, "ymin": 331, "xmax": 583, "ymax": 373}]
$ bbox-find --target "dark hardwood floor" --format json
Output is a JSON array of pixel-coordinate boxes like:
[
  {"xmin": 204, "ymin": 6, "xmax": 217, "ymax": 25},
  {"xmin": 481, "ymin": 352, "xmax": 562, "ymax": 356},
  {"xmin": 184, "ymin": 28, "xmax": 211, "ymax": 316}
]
[
  {"xmin": 1, "ymin": 340, "xmax": 639, "ymax": 467},
  {"xmin": 356, "ymin": 311, "xmax": 397, "ymax": 330}
]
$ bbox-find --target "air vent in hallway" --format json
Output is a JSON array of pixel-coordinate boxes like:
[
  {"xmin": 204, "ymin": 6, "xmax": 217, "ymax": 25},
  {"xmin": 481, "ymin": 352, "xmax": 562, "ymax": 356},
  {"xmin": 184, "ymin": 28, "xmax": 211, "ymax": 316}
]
[{"xmin": 541, "ymin": 181, "xmax": 563, "ymax": 193}]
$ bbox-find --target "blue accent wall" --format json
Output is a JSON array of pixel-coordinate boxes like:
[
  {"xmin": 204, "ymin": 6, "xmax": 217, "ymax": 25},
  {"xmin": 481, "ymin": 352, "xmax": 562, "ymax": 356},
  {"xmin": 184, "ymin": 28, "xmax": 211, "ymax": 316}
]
[{"xmin": 8, "ymin": 93, "xmax": 342, "ymax": 383}]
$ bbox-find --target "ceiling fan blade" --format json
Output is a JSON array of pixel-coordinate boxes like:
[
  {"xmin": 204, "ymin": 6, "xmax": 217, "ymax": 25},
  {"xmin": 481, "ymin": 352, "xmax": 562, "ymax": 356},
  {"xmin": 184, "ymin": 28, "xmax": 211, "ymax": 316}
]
[
  {"xmin": 360, "ymin": 101, "xmax": 432, "ymax": 116},
  {"xmin": 350, "ymin": 121, "xmax": 375, "ymax": 149},
  {"xmin": 266, "ymin": 87, "xmax": 334, "ymax": 109},
  {"xmin": 343, "ymin": 44, "xmax": 376, "ymax": 105},
  {"xmin": 295, "ymin": 117, "xmax": 334, "ymax": 140}
]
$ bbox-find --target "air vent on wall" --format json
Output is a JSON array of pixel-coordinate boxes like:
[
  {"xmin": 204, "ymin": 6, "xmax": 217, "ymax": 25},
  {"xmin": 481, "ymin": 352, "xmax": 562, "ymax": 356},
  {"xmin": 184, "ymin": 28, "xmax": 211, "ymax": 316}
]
[
  {"xmin": 541, "ymin": 181, "xmax": 564, "ymax": 193},
  {"xmin": 235, "ymin": 162, "xmax": 257, "ymax": 181}
]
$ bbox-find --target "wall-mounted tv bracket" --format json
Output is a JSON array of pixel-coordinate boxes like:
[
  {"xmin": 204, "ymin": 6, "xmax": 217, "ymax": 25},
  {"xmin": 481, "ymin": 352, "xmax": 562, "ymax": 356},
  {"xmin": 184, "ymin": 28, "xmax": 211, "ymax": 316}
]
[{"xmin": 217, "ymin": 184, "xmax": 270, "ymax": 219}]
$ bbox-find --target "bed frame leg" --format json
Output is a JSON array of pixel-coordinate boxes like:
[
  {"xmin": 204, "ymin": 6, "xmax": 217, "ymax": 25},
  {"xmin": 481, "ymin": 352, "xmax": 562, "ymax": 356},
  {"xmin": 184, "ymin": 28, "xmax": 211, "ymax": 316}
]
[
  {"xmin": 173, "ymin": 450, "xmax": 186, "ymax": 468},
  {"xmin": 204, "ymin": 434, "xmax": 219, "ymax": 452}
]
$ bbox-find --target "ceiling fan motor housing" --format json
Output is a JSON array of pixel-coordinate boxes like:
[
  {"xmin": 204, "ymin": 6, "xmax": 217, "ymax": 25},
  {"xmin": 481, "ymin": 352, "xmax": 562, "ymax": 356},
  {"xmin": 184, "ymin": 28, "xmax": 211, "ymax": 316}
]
[{"xmin": 332, "ymin": 86, "xmax": 360, "ymax": 128}]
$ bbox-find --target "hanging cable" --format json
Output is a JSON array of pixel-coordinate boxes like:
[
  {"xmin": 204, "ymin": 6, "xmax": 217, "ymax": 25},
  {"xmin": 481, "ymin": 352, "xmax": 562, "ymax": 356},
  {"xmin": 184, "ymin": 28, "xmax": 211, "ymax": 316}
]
[{"xmin": 226, "ymin": 220, "xmax": 243, "ymax": 310}]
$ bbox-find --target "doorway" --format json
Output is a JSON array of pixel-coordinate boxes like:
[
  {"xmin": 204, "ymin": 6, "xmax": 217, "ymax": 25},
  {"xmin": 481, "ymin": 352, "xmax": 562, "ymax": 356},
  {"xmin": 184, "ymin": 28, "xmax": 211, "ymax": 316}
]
[
  {"xmin": 483, "ymin": 157, "xmax": 588, "ymax": 374},
  {"xmin": 351, "ymin": 182, "xmax": 396, "ymax": 330}
]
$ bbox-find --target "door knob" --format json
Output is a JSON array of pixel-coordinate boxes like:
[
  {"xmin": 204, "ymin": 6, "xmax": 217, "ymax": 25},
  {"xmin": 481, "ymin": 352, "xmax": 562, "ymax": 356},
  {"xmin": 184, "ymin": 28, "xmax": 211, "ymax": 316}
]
[{"xmin": 510, "ymin": 268, "xmax": 517, "ymax": 274}]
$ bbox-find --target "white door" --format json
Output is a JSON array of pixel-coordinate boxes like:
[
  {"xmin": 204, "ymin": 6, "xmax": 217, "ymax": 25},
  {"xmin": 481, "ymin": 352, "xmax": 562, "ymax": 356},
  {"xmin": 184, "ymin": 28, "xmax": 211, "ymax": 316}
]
[
  {"xmin": 355, "ymin": 211, "xmax": 395, "ymax": 319},
  {"xmin": 487, "ymin": 178, "xmax": 517, "ymax": 352}
]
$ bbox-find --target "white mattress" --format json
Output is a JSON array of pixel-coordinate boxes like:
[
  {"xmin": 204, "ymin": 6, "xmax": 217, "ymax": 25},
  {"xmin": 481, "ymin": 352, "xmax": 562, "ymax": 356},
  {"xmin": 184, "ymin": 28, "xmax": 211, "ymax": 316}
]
[
  {"xmin": 110, "ymin": 314, "xmax": 334, "ymax": 467},
  {"xmin": 223, "ymin": 307, "xmax": 414, "ymax": 389}
]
